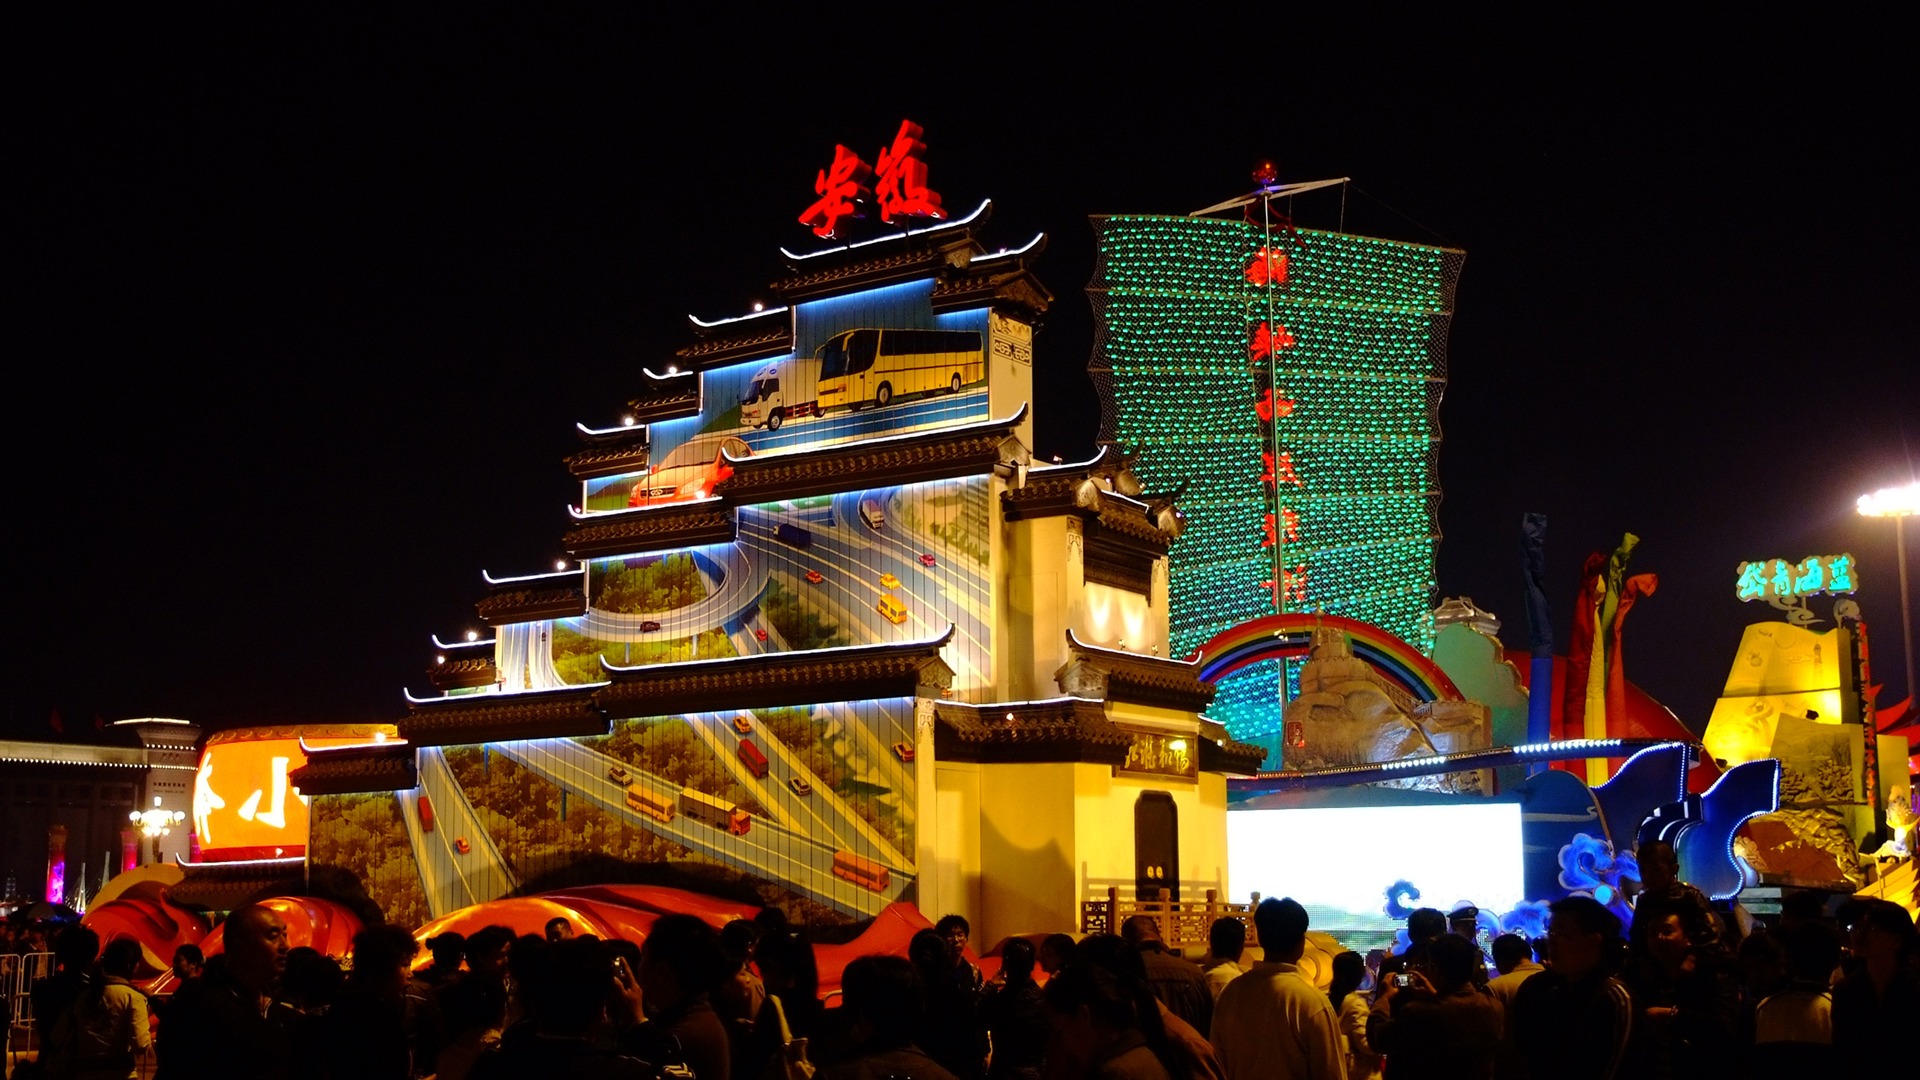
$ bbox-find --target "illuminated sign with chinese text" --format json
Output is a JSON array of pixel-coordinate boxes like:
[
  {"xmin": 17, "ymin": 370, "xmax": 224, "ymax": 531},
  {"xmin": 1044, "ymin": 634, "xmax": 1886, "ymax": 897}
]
[
  {"xmin": 194, "ymin": 726, "xmax": 396, "ymax": 861},
  {"xmin": 1116, "ymin": 729, "xmax": 1198, "ymax": 782},
  {"xmin": 1735, "ymin": 554, "xmax": 1858, "ymax": 603},
  {"xmin": 799, "ymin": 120, "xmax": 946, "ymax": 238}
]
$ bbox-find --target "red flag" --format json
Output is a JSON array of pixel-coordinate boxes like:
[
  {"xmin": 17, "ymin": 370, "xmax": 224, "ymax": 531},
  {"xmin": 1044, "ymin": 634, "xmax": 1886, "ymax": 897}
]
[
  {"xmin": 50, "ymin": 708, "xmax": 65, "ymax": 734},
  {"xmin": 94, "ymin": 713, "xmax": 106, "ymax": 731}
]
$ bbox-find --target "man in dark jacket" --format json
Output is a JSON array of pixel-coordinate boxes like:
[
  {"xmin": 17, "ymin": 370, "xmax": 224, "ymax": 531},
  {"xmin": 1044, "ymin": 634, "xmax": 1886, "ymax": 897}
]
[
  {"xmin": 1367, "ymin": 933, "xmax": 1503, "ymax": 1079},
  {"xmin": 1121, "ymin": 915, "xmax": 1212, "ymax": 1035},
  {"xmin": 1512, "ymin": 897, "xmax": 1635, "ymax": 1080},
  {"xmin": 160, "ymin": 903, "xmax": 295, "ymax": 1080}
]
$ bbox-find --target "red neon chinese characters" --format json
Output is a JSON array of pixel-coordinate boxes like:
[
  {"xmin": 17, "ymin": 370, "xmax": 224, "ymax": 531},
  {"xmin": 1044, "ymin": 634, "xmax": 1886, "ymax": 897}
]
[
  {"xmin": 1261, "ymin": 508, "xmax": 1301, "ymax": 548},
  {"xmin": 1250, "ymin": 321, "xmax": 1296, "ymax": 361},
  {"xmin": 874, "ymin": 120, "xmax": 945, "ymax": 224},
  {"xmin": 1254, "ymin": 386, "xmax": 1296, "ymax": 422},
  {"xmin": 1280, "ymin": 564, "xmax": 1309, "ymax": 604},
  {"xmin": 1245, "ymin": 247, "xmax": 1288, "ymax": 287},
  {"xmin": 1264, "ymin": 451, "xmax": 1304, "ymax": 488},
  {"xmin": 798, "ymin": 145, "xmax": 874, "ymax": 239}
]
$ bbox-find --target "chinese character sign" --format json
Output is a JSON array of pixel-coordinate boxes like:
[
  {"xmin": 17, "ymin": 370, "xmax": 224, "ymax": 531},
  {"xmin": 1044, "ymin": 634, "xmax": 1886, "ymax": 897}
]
[
  {"xmin": 798, "ymin": 145, "xmax": 873, "ymax": 239},
  {"xmin": 1735, "ymin": 553, "xmax": 1859, "ymax": 602},
  {"xmin": 874, "ymin": 120, "xmax": 945, "ymax": 223},
  {"xmin": 799, "ymin": 120, "xmax": 947, "ymax": 239},
  {"xmin": 1118, "ymin": 730, "xmax": 1198, "ymax": 780}
]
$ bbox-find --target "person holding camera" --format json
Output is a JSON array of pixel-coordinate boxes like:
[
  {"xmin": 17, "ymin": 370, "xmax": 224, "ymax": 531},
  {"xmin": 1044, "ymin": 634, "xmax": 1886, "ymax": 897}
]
[{"xmin": 1364, "ymin": 935, "xmax": 1501, "ymax": 1080}]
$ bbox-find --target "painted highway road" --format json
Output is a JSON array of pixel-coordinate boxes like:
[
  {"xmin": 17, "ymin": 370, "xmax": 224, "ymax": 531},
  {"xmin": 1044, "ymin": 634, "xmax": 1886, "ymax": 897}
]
[
  {"xmin": 492, "ymin": 736, "xmax": 911, "ymax": 918},
  {"xmin": 403, "ymin": 748, "xmax": 519, "ymax": 918}
]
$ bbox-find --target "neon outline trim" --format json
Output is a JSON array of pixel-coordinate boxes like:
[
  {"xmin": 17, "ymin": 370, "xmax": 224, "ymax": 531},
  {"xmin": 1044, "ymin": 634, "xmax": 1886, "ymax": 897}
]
[
  {"xmin": 601, "ymin": 626, "xmax": 955, "ymax": 674},
  {"xmin": 567, "ymin": 495, "xmax": 723, "ymax": 521},
  {"xmin": 404, "ymin": 680, "xmax": 608, "ymax": 705},
  {"xmin": 576, "ymin": 420, "xmax": 650, "ymax": 436},
  {"xmin": 721, "ymin": 403, "xmax": 1029, "ymax": 465},
  {"xmin": 687, "ymin": 306, "xmax": 790, "ymax": 329},
  {"xmin": 971, "ymin": 232, "xmax": 1044, "ymax": 262},
  {"xmin": 481, "ymin": 567, "xmax": 585, "ymax": 585},
  {"xmin": 780, "ymin": 199, "xmax": 991, "ymax": 260}
]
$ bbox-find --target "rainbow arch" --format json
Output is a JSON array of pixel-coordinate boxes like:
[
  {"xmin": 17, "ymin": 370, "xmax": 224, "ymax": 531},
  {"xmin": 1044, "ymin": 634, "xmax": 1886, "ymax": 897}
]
[{"xmin": 1193, "ymin": 613, "xmax": 1463, "ymax": 703}]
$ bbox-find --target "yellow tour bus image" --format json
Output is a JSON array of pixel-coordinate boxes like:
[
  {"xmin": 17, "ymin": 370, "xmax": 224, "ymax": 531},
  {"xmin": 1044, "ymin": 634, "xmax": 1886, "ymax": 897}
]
[
  {"xmin": 832, "ymin": 849, "xmax": 891, "ymax": 891},
  {"xmin": 814, "ymin": 328, "xmax": 983, "ymax": 412},
  {"xmin": 876, "ymin": 593, "xmax": 909, "ymax": 625},
  {"xmin": 625, "ymin": 784, "xmax": 676, "ymax": 823}
]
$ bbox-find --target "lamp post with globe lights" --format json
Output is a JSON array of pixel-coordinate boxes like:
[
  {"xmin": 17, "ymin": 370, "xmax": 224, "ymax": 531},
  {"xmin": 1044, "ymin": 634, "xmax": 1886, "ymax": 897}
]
[
  {"xmin": 130, "ymin": 799, "xmax": 186, "ymax": 867},
  {"xmin": 1856, "ymin": 481, "xmax": 1919, "ymax": 711}
]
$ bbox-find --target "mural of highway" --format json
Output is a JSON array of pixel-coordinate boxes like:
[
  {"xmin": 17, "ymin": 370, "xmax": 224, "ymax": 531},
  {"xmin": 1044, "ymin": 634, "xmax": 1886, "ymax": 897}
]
[
  {"xmin": 401, "ymin": 748, "xmax": 520, "ymax": 918},
  {"xmin": 490, "ymin": 734, "xmax": 913, "ymax": 918},
  {"xmin": 553, "ymin": 479, "xmax": 993, "ymax": 691},
  {"xmin": 734, "ymin": 387, "xmax": 989, "ymax": 455},
  {"xmin": 683, "ymin": 709, "xmax": 910, "ymax": 868}
]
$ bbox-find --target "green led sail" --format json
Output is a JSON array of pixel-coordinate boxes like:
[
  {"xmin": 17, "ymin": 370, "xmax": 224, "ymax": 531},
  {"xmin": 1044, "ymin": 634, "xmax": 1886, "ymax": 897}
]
[{"xmin": 1089, "ymin": 214, "xmax": 1463, "ymax": 745}]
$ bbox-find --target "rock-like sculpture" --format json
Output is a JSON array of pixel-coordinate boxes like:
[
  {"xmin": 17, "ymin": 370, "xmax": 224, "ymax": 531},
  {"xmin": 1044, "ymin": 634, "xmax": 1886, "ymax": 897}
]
[{"xmin": 1284, "ymin": 627, "xmax": 1491, "ymax": 792}]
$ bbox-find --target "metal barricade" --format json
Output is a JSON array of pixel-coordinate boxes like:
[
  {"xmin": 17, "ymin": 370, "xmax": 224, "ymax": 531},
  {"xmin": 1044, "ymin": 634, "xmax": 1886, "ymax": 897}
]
[{"xmin": 10, "ymin": 952, "xmax": 56, "ymax": 1046}]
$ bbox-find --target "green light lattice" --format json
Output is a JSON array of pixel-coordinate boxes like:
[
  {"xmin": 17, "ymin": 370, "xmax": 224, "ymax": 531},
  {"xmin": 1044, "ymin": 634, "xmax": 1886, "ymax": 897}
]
[{"xmin": 1089, "ymin": 215, "xmax": 1462, "ymax": 745}]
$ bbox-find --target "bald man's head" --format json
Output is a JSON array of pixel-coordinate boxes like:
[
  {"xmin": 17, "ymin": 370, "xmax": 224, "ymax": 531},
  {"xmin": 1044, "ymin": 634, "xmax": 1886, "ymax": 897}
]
[{"xmin": 225, "ymin": 903, "xmax": 290, "ymax": 993}]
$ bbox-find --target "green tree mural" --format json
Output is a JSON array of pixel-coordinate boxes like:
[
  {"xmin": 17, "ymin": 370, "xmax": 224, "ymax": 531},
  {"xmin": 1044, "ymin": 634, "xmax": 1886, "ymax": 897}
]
[
  {"xmin": 590, "ymin": 553, "xmax": 708, "ymax": 613},
  {"xmin": 308, "ymin": 793, "xmax": 431, "ymax": 929}
]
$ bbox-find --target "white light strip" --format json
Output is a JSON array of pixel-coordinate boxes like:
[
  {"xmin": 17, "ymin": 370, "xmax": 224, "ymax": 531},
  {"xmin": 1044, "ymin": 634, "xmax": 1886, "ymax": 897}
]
[
  {"xmin": 298, "ymin": 738, "xmax": 408, "ymax": 754},
  {"xmin": 172, "ymin": 854, "xmax": 306, "ymax": 869},
  {"xmin": 1027, "ymin": 446, "xmax": 1115, "ymax": 473},
  {"xmin": 405, "ymin": 680, "xmax": 607, "ymax": 705},
  {"xmin": 687, "ymin": 306, "xmax": 790, "ymax": 329},
  {"xmin": 568, "ymin": 495, "xmax": 722, "ymax": 521},
  {"xmin": 722, "ymin": 403, "xmax": 1028, "ymax": 464},
  {"xmin": 972, "ymin": 232, "xmax": 1044, "ymax": 262},
  {"xmin": 481, "ymin": 567, "xmax": 584, "ymax": 585},
  {"xmin": 780, "ymin": 199, "xmax": 992, "ymax": 260},
  {"xmin": 641, "ymin": 366, "xmax": 700, "ymax": 380},
  {"xmin": 933, "ymin": 695, "xmax": 1100, "ymax": 709},
  {"xmin": 603, "ymin": 626, "xmax": 954, "ymax": 673},
  {"xmin": 576, "ymin": 420, "xmax": 648, "ymax": 436},
  {"xmin": 430, "ymin": 634, "xmax": 496, "ymax": 650},
  {"xmin": 112, "ymin": 717, "xmax": 193, "ymax": 726}
]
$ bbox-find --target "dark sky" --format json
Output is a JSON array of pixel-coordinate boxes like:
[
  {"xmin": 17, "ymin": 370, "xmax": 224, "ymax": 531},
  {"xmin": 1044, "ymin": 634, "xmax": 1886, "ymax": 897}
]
[{"xmin": 12, "ymin": 12, "xmax": 1917, "ymax": 740}]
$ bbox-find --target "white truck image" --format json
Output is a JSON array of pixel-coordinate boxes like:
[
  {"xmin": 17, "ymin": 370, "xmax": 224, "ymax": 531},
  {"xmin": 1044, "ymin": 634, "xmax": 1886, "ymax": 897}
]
[{"xmin": 739, "ymin": 356, "xmax": 824, "ymax": 431}]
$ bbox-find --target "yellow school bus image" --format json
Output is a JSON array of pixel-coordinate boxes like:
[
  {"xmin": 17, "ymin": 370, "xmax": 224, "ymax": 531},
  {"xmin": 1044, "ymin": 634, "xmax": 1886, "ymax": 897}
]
[
  {"xmin": 625, "ymin": 784, "xmax": 676, "ymax": 823},
  {"xmin": 876, "ymin": 593, "xmax": 909, "ymax": 624},
  {"xmin": 814, "ymin": 328, "xmax": 983, "ymax": 412}
]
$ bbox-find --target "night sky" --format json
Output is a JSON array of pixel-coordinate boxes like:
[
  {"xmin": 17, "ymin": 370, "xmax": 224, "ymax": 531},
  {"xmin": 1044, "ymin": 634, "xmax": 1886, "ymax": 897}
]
[{"xmin": 13, "ymin": 12, "xmax": 1917, "ymax": 741}]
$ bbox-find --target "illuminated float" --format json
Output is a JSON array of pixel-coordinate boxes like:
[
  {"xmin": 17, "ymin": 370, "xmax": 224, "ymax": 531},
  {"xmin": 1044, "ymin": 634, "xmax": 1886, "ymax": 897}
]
[
  {"xmin": 285, "ymin": 122, "xmax": 1265, "ymax": 951},
  {"xmin": 96, "ymin": 148, "xmax": 1892, "ymax": 975}
]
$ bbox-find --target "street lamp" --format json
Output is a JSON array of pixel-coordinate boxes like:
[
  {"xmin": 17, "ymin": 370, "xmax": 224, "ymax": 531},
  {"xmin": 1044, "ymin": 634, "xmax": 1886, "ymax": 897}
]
[
  {"xmin": 130, "ymin": 800, "xmax": 186, "ymax": 866},
  {"xmin": 1857, "ymin": 481, "xmax": 1920, "ymax": 709}
]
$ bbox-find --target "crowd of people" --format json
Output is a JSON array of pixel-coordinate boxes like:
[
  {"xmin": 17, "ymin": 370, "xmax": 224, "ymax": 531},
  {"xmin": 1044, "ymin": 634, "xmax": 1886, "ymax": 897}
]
[{"xmin": 4, "ymin": 850, "xmax": 1916, "ymax": 1080}]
